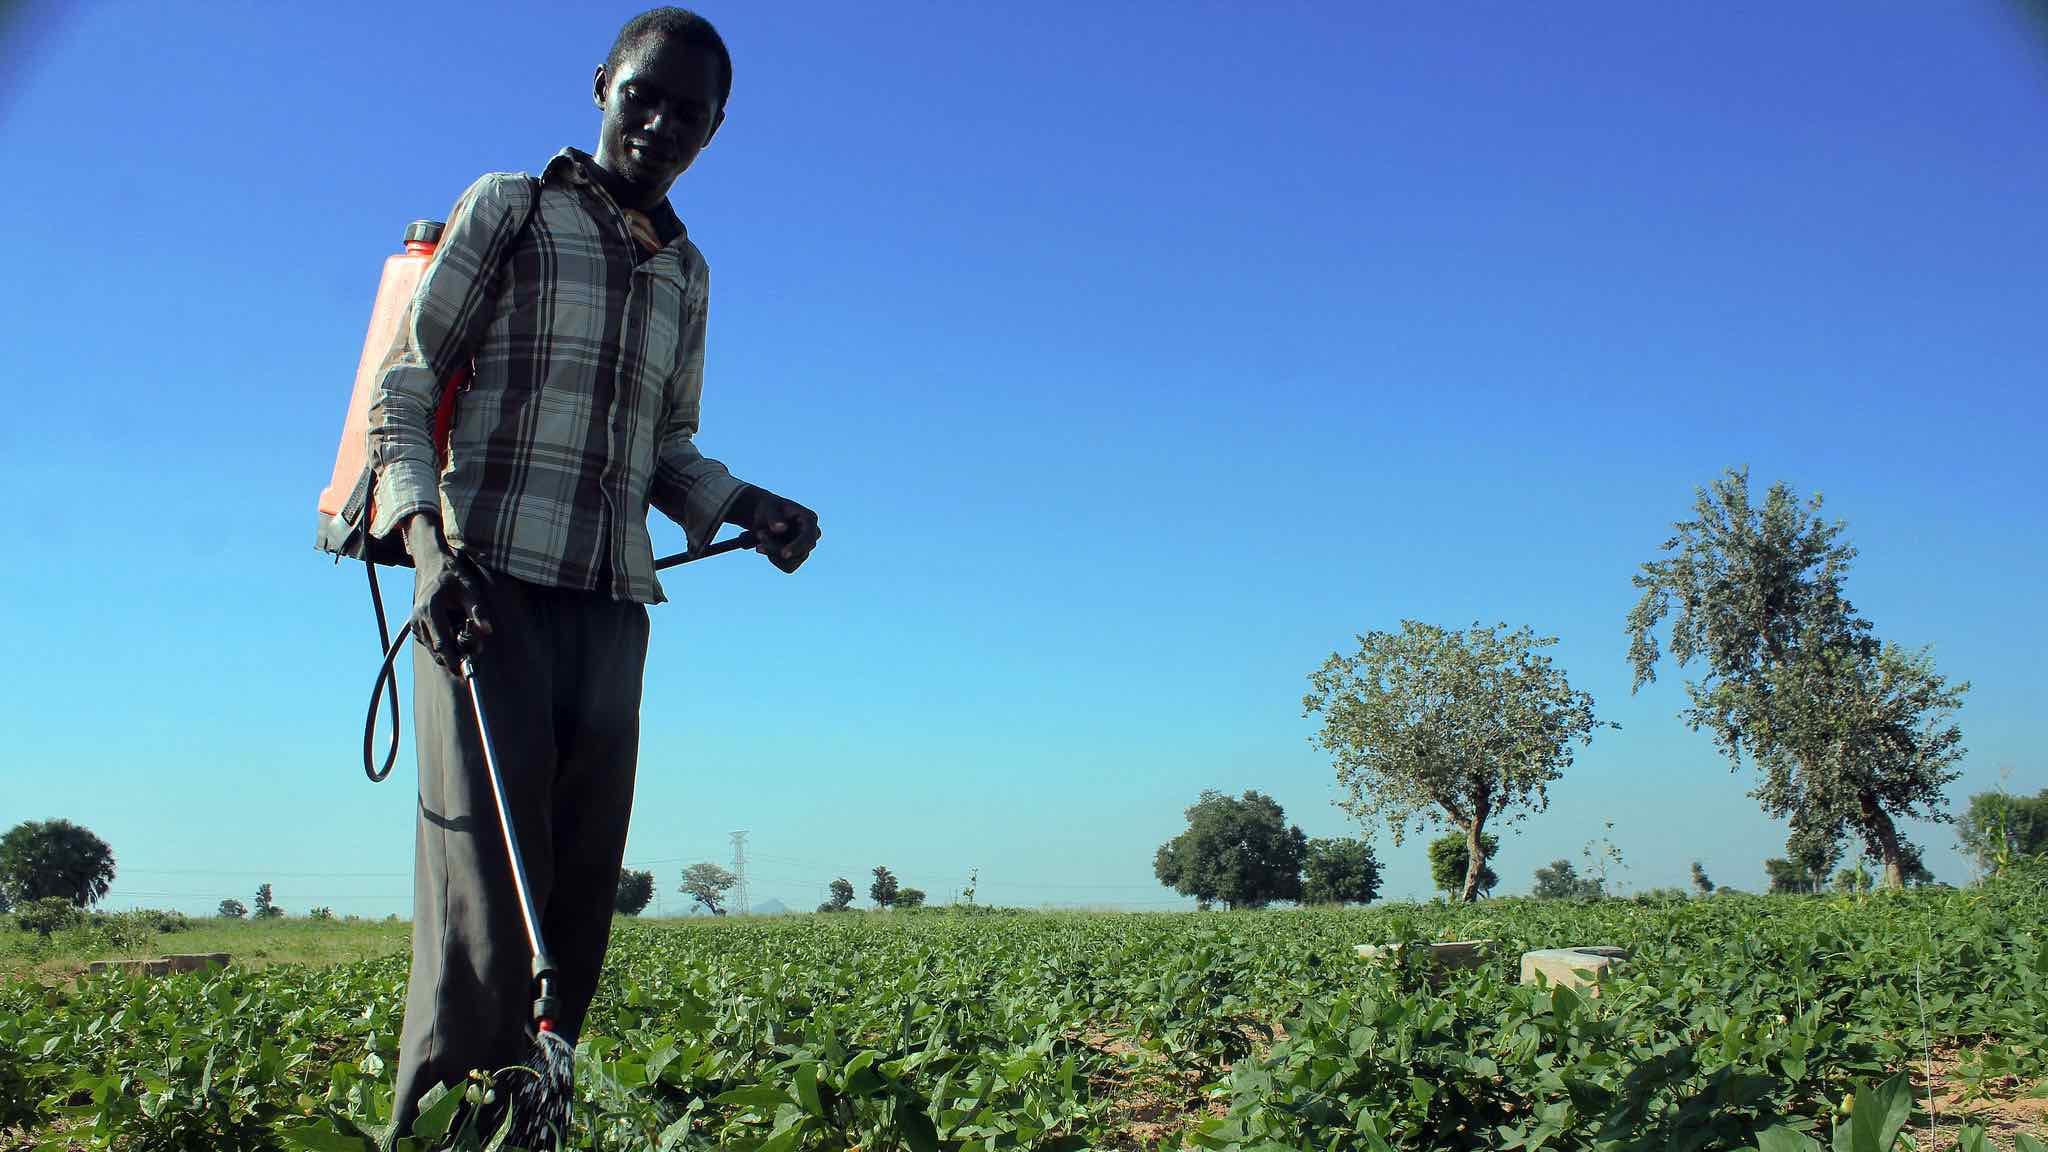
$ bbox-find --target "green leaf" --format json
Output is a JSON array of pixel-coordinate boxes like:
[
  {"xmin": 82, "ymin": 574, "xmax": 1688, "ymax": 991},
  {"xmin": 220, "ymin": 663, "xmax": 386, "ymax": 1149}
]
[
  {"xmin": 711, "ymin": 1084, "xmax": 791, "ymax": 1114},
  {"xmin": 1846, "ymin": 1073, "xmax": 1913, "ymax": 1152},
  {"xmin": 2014, "ymin": 1135, "xmax": 2048, "ymax": 1152},
  {"xmin": 280, "ymin": 1124, "xmax": 376, "ymax": 1152},
  {"xmin": 1757, "ymin": 1126, "xmax": 1823, "ymax": 1152},
  {"xmin": 412, "ymin": 1082, "xmax": 462, "ymax": 1143},
  {"xmin": 793, "ymin": 1061, "xmax": 823, "ymax": 1117},
  {"xmin": 843, "ymin": 1050, "xmax": 885, "ymax": 1096}
]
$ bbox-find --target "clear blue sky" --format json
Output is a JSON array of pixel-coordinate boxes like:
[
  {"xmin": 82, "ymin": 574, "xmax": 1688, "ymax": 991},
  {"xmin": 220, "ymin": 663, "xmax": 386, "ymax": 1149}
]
[{"xmin": 1, "ymin": 2, "xmax": 2042, "ymax": 917}]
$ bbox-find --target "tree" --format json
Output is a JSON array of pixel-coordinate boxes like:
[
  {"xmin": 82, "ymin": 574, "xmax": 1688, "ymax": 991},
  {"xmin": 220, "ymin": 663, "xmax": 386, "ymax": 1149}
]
[
  {"xmin": 252, "ymin": 883, "xmax": 285, "ymax": 919},
  {"xmin": 615, "ymin": 868, "xmax": 655, "ymax": 916},
  {"xmin": 1626, "ymin": 468, "xmax": 1968, "ymax": 888},
  {"xmin": 0, "ymin": 820, "xmax": 117, "ymax": 909},
  {"xmin": 1764, "ymin": 858, "xmax": 1822, "ymax": 895},
  {"xmin": 1895, "ymin": 840, "xmax": 1935, "ymax": 887},
  {"xmin": 679, "ymin": 862, "xmax": 737, "ymax": 916},
  {"xmin": 1306, "ymin": 622, "xmax": 1608, "ymax": 902},
  {"xmin": 869, "ymin": 866, "xmax": 899, "ymax": 909},
  {"xmin": 218, "ymin": 899, "xmax": 248, "ymax": 919},
  {"xmin": 896, "ymin": 887, "xmax": 927, "ymax": 909},
  {"xmin": 1428, "ymin": 831, "xmax": 1499, "ymax": 900},
  {"xmin": 1786, "ymin": 823, "xmax": 1843, "ymax": 895},
  {"xmin": 1533, "ymin": 858, "xmax": 1599, "ymax": 900},
  {"xmin": 1957, "ymin": 788, "xmax": 2048, "ymax": 874},
  {"xmin": 817, "ymin": 877, "xmax": 855, "ymax": 913},
  {"xmin": 1153, "ymin": 789, "xmax": 1307, "ymax": 909},
  {"xmin": 1690, "ymin": 861, "xmax": 1715, "ymax": 897},
  {"xmin": 1301, "ymin": 837, "xmax": 1381, "ymax": 905}
]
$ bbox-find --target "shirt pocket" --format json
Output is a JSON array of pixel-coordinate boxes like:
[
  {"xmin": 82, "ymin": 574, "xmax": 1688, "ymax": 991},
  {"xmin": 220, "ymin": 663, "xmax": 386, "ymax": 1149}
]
[{"xmin": 631, "ymin": 260, "xmax": 700, "ymax": 416}]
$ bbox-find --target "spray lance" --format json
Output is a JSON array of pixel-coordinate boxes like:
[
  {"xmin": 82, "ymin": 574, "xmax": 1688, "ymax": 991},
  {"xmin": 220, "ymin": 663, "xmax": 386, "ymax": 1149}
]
[{"xmin": 353, "ymin": 546, "xmax": 746, "ymax": 1149}]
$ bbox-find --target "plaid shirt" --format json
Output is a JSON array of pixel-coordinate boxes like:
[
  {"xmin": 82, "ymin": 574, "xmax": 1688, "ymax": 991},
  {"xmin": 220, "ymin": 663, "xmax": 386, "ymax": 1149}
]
[{"xmin": 367, "ymin": 148, "xmax": 746, "ymax": 604}]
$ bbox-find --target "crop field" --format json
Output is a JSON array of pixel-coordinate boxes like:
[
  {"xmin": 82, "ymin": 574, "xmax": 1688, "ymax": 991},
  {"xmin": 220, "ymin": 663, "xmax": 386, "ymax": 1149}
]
[{"xmin": 3, "ymin": 874, "xmax": 2045, "ymax": 1152}]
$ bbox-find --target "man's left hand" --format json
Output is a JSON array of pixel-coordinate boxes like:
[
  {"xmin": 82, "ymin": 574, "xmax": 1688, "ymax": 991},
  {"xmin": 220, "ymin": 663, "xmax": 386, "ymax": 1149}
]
[{"xmin": 731, "ymin": 487, "xmax": 820, "ymax": 573}]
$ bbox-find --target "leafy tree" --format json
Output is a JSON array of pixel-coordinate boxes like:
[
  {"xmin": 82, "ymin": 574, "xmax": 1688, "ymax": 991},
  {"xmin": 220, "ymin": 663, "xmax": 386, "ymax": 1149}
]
[
  {"xmin": 218, "ymin": 899, "xmax": 248, "ymax": 919},
  {"xmin": 1427, "ymin": 831, "xmax": 1499, "ymax": 900},
  {"xmin": 1153, "ymin": 789, "xmax": 1307, "ymax": 909},
  {"xmin": 1690, "ymin": 861, "xmax": 1715, "ymax": 897},
  {"xmin": 1306, "ymin": 622, "xmax": 1608, "ymax": 902},
  {"xmin": 614, "ymin": 869, "xmax": 655, "ymax": 916},
  {"xmin": 307, "ymin": 906, "xmax": 334, "ymax": 920},
  {"xmin": 1533, "ymin": 857, "xmax": 1599, "ymax": 900},
  {"xmin": 896, "ymin": 887, "xmax": 927, "ymax": 909},
  {"xmin": 1764, "ymin": 858, "xmax": 1823, "ymax": 895},
  {"xmin": 817, "ymin": 877, "xmax": 855, "ymax": 913},
  {"xmin": 1894, "ymin": 840, "xmax": 1935, "ymax": 887},
  {"xmin": 870, "ymin": 866, "xmax": 899, "ymax": 909},
  {"xmin": 252, "ymin": 883, "xmax": 285, "ymax": 919},
  {"xmin": 1957, "ymin": 788, "xmax": 2048, "ymax": 873},
  {"xmin": 0, "ymin": 819, "xmax": 117, "ymax": 909},
  {"xmin": 1301, "ymin": 837, "xmax": 1381, "ymax": 905},
  {"xmin": 1627, "ymin": 468, "xmax": 1968, "ymax": 888},
  {"xmin": 679, "ymin": 862, "xmax": 737, "ymax": 916},
  {"xmin": 1786, "ymin": 823, "xmax": 1843, "ymax": 895}
]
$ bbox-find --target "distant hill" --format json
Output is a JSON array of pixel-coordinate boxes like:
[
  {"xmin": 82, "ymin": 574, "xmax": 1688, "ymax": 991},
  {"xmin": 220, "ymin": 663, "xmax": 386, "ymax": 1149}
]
[{"xmin": 751, "ymin": 898, "xmax": 789, "ymax": 916}]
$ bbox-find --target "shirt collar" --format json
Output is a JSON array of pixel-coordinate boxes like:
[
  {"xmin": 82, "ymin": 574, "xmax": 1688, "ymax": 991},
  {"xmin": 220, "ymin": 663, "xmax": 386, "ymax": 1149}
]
[{"xmin": 545, "ymin": 147, "xmax": 688, "ymax": 246}]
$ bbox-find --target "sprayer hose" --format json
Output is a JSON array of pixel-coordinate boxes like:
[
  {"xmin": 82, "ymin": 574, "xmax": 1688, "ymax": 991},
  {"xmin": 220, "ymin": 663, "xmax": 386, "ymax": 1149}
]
[{"xmin": 360, "ymin": 530, "xmax": 754, "ymax": 784}]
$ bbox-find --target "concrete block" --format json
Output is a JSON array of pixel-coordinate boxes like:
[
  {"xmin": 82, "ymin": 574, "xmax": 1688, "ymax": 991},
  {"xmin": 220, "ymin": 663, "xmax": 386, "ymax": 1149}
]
[
  {"xmin": 87, "ymin": 953, "xmax": 230, "ymax": 978},
  {"xmin": 1520, "ymin": 946, "xmax": 1628, "ymax": 995}
]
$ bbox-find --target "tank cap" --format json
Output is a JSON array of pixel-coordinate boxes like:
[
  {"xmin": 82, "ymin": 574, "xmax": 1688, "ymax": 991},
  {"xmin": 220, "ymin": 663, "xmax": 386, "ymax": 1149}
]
[{"xmin": 405, "ymin": 220, "xmax": 445, "ymax": 245}]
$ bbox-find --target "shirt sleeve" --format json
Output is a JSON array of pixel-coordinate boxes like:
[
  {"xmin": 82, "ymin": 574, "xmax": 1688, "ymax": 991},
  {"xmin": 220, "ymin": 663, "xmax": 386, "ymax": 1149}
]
[
  {"xmin": 649, "ymin": 258, "xmax": 749, "ymax": 554},
  {"xmin": 364, "ymin": 173, "xmax": 531, "ymax": 540}
]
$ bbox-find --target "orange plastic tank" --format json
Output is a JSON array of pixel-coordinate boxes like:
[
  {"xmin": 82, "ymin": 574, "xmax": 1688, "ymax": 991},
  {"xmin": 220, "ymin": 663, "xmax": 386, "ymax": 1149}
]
[{"xmin": 316, "ymin": 220, "xmax": 466, "ymax": 558}]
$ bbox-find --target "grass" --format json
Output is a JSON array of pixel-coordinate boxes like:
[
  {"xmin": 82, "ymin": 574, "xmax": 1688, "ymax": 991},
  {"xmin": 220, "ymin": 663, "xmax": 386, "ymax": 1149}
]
[{"xmin": 0, "ymin": 914, "xmax": 410, "ymax": 984}]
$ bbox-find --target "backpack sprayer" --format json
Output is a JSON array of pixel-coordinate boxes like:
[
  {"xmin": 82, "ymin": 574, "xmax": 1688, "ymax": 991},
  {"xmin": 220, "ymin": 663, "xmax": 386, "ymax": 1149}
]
[{"xmin": 314, "ymin": 210, "xmax": 752, "ymax": 1145}]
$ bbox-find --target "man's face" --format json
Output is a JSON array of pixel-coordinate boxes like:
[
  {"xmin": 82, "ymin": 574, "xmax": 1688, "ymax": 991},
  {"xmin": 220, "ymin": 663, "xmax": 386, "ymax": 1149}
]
[{"xmin": 592, "ymin": 33, "xmax": 726, "ymax": 204}]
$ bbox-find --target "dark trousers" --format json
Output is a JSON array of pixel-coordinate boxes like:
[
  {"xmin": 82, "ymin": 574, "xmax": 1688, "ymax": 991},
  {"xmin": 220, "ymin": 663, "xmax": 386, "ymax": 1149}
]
[{"xmin": 389, "ymin": 575, "xmax": 648, "ymax": 1141}]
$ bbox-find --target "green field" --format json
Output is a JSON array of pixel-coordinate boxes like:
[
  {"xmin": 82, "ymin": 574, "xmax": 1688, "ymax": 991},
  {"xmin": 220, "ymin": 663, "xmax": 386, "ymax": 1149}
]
[{"xmin": 4, "ymin": 875, "xmax": 2046, "ymax": 1151}]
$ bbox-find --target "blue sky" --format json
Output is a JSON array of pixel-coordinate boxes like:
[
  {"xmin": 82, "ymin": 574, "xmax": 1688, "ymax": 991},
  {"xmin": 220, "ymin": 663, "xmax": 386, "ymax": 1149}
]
[{"xmin": 1, "ymin": 2, "xmax": 2042, "ymax": 917}]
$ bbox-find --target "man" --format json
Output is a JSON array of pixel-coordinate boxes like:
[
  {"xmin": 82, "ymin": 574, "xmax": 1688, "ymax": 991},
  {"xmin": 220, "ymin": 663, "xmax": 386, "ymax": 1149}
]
[{"xmin": 364, "ymin": 7, "xmax": 819, "ymax": 1139}]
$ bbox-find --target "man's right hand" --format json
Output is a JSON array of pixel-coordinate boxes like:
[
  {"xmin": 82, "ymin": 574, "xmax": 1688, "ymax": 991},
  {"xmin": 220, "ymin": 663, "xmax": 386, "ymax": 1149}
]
[{"xmin": 402, "ymin": 514, "xmax": 493, "ymax": 671}]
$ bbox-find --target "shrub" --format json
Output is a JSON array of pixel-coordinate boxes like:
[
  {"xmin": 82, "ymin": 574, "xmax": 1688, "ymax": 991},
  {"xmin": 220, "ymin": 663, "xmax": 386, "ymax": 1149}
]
[
  {"xmin": 131, "ymin": 909, "xmax": 189, "ymax": 933},
  {"xmin": 1631, "ymin": 887, "xmax": 1690, "ymax": 904},
  {"xmin": 15, "ymin": 896, "xmax": 81, "ymax": 936},
  {"xmin": 218, "ymin": 899, "xmax": 247, "ymax": 919}
]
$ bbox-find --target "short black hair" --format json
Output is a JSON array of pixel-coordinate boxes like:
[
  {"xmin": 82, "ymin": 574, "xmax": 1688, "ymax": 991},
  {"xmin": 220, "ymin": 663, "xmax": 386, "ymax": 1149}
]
[{"xmin": 606, "ymin": 7, "xmax": 733, "ymax": 109}]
